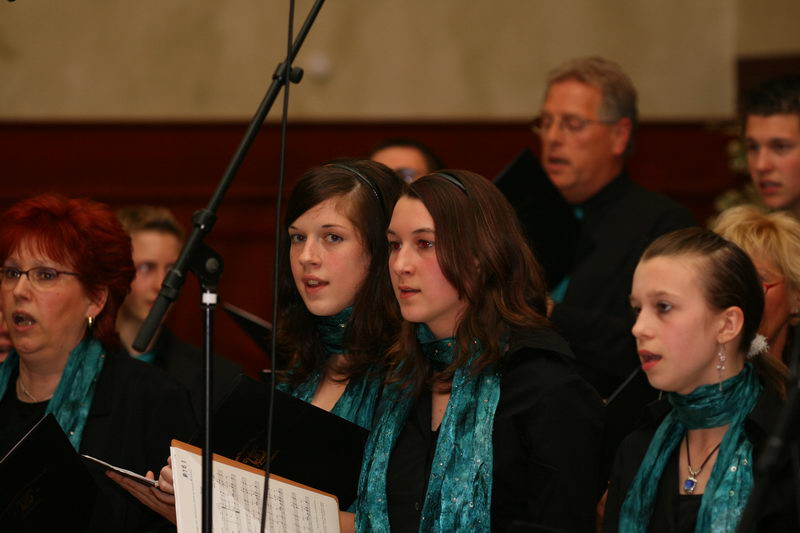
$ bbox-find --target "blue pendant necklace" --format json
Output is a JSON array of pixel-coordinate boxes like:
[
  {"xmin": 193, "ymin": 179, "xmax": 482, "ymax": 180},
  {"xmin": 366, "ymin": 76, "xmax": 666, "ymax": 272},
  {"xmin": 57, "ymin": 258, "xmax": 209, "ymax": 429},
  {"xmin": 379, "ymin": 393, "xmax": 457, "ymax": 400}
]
[{"xmin": 682, "ymin": 433, "xmax": 722, "ymax": 494}]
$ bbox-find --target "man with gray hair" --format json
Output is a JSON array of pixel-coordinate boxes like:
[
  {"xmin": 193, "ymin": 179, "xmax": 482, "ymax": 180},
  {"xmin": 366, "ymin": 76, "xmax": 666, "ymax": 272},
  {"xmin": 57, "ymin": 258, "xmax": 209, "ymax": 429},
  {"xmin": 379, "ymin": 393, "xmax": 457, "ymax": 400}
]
[{"xmin": 534, "ymin": 57, "xmax": 695, "ymax": 401}]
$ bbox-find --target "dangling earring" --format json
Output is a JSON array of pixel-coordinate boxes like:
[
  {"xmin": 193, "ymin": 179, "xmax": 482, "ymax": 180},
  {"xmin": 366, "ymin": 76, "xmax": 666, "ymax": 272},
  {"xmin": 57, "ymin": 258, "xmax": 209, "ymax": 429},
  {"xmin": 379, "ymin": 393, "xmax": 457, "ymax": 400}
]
[
  {"xmin": 658, "ymin": 390, "xmax": 663, "ymax": 401},
  {"xmin": 87, "ymin": 315, "xmax": 94, "ymax": 330},
  {"xmin": 716, "ymin": 344, "xmax": 726, "ymax": 391}
]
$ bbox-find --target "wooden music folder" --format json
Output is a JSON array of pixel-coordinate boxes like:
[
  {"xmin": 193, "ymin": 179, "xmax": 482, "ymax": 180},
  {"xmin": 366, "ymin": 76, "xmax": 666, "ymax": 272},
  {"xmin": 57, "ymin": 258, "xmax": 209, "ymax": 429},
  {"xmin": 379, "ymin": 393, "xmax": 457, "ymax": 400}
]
[{"xmin": 171, "ymin": 440, "xmax": 340, "ymax": 533}]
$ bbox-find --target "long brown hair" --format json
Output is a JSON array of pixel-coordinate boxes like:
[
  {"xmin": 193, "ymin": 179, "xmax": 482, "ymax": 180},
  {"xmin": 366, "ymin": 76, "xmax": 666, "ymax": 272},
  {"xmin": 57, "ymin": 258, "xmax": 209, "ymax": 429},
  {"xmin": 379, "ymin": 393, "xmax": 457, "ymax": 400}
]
[
  {"xmin": 385, "ymin": 170, "xmax": 550, "ymax": 393},
  {"xmin": 276, "ymin": 159, "xmax": 403, "ymax": 385},
  {"xmin": 642, "ymin": 227, "xmax": 788, "ymax": 397}
]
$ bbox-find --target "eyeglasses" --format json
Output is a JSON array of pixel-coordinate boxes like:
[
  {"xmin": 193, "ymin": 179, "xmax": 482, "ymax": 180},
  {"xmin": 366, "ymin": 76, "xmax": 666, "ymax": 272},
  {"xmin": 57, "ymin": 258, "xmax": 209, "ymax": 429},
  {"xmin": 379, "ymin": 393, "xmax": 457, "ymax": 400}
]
[
  {"xmin": 0, "ymin": 267, "xmax": 79, "ymax": 291},
  {"xmin": 762, "ymin": 279, "xmax": 784, "ymax": 295},
  {"xmin": 531, "ymin": 114, "xmax": 613, "ymax": 135},
  {"xmin": 395, "ymin": 168, "xmax": 418, "ymax": 184}
]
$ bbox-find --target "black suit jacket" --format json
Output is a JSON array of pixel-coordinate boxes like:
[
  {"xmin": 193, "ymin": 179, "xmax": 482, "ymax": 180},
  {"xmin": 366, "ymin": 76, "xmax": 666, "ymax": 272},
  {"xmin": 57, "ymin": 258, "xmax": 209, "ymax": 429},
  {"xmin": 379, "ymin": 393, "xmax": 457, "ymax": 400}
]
[
  {"xmin": 80, "ymin": 350, "xmax": 197, "ymax": 533},
  {"xmin": 137, "ymin": 327, "xmax": 243, "ymax": 424}
]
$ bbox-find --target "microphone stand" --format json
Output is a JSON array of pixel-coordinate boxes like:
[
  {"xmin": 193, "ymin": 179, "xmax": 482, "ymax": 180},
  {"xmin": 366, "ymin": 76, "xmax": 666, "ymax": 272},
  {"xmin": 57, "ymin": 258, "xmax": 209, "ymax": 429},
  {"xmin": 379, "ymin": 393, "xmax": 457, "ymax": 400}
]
[
  {"xmin": 132, "ymin": 2, "xmax": 327, "ymax": 531},
  {"xmin": 736, "ymin": 324, "xmax": 800, "ymax": 532}
]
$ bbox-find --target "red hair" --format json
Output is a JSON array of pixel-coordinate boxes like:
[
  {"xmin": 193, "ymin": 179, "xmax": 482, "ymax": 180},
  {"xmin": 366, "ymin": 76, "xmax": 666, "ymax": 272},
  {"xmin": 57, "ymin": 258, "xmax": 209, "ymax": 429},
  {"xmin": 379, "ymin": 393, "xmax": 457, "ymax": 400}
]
[{"xmin": 0, "ymin": 194, "xmax": 135, "ymax": 350}]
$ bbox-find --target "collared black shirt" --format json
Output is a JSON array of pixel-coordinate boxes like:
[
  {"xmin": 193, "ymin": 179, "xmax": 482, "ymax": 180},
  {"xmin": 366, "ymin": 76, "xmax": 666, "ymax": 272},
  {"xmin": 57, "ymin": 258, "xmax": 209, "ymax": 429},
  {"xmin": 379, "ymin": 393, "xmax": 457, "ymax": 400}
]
[
  {"xmin": 549, "ymin": 173, "xmax": 696, "ymax": 485},
  {"xmin": 550, "ymin": 173, "xmax": 696, "ymax": 397}
]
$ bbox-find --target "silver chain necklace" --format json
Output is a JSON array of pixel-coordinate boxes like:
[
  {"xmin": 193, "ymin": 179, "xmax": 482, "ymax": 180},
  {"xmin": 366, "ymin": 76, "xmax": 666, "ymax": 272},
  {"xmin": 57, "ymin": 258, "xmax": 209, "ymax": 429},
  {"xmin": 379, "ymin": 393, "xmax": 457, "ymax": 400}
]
[{"xmin": 16, "ymin": 377, "xmax": 53, "ymax": 403}]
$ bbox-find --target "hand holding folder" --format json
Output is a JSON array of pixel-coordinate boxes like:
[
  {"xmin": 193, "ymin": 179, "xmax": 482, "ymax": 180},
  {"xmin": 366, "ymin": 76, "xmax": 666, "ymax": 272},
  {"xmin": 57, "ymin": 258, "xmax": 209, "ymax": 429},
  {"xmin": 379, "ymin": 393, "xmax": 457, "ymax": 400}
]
[{"xmin": 106, "ymin": 460, "xmax": 177, "ymax": 525}]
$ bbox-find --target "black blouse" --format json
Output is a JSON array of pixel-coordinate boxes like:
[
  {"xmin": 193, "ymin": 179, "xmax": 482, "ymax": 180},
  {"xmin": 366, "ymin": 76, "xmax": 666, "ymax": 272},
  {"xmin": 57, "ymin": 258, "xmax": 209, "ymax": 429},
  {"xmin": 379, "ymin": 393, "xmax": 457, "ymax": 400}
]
[
  {"xmin": 0, "ymin": 351, "xmax": 197, "ymax": 533},
  {"xmin": 386, "ymin": 328, "xmax": 605, "ymax": 532},
  {"xmin": 603, "ymin": 386, "xmax": 799, "ymax": 533},
  {"xmin": 0, "ymin": 366, "xmax": 48, "ymax": 454}
]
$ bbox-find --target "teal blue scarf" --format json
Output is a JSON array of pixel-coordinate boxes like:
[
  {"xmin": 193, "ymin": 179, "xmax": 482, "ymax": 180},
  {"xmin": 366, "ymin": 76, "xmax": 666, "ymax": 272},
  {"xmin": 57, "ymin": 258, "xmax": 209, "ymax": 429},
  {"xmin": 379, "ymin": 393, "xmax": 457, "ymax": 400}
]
[
  {"xmin": 134, "ymin": 351, "xmax": 157, "ymax": 364},
  {"xmin": 0, "ymin": 338, "xmax": 105, "ymax": 451},
  {"xmin": 356, "ymin": 324, "xmax": 501, "ymax": 532},
  {"xmin": 619, "ymin": 363, "xmax": 762, "ymax": 533},
  {"xmin": 277, "ymin": 307, "xmax": 380, "ymax": 430}
]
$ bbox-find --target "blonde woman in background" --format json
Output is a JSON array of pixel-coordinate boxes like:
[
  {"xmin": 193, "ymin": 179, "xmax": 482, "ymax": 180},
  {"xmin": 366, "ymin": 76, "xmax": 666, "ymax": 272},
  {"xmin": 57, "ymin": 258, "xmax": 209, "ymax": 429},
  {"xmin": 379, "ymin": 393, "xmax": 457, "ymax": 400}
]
[{"xmin": 714, "ymin": 205, "xmax": 800, "ymax": 372}]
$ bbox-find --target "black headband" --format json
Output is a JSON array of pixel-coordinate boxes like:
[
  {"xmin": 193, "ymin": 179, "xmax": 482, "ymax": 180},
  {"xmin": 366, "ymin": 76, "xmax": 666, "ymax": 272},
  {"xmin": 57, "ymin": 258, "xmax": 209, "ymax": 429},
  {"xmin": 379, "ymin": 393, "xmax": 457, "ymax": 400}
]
[
  {"xmin": 328, "ymin": 163, "xmax": 387, "ymax": 219},
  {"xmin": 432, "ymin": 171, "xmax": 467, "ymax": 194}
]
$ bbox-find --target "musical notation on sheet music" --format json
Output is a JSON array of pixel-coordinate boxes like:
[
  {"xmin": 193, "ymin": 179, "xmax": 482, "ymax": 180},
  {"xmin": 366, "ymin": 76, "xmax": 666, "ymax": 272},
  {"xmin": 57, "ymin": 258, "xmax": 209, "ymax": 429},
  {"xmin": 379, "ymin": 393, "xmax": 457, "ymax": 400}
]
[{"xmin": 170, "ymin": 441, "xmax": 339, "ymax": 533}]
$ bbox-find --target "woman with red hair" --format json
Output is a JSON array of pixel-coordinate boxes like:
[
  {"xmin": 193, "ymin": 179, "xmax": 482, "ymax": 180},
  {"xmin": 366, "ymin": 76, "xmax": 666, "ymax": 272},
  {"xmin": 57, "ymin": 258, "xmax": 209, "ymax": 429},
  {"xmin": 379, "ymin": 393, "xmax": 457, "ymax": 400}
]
[{"xmin": 0, "ymin": 194, "xmax": 195, "ymax": 533}]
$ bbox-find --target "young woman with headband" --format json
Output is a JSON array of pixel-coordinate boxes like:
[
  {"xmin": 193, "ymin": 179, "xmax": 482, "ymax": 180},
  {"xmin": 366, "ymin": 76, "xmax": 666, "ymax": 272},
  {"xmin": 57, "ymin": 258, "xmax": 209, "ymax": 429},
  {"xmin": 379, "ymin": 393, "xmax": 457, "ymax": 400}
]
[
  {"xmin": 273, "ymin": 160, "xmax": 402, "ymax": 427},
  {"xmin": 112, "ymin": 159, "xmax": 403, "ymax": 523},
  {"xmin": 353, "ymin": 170, "xmax": 604, "ymax": 532}
]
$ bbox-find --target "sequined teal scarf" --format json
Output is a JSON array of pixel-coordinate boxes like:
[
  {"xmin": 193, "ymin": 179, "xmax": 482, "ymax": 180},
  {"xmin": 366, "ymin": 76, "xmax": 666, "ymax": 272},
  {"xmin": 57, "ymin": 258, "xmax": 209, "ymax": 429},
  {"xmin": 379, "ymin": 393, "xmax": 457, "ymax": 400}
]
[
  {"xmin": 277, "ymin": 307, "xmax": 379, "ymax": 430},
  {"xmin": 0, "ymin": 338, "xmax": 105, "ymax": 451},
  {"xmin": 619, "ymin": 363, "xmax": 762, "ymax": 533},
  {"xmin": 356, "ymin": 324, "xmax": 501, "ymax": 532}
]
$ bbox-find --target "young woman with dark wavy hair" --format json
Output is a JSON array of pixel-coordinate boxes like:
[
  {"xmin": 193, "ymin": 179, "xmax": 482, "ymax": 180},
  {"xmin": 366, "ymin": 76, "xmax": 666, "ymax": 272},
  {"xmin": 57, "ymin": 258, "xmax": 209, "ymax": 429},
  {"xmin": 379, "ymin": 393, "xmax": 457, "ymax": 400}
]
[{"xmin": 354, "ymin": 170, "xmax": 604, "ymax": 532}]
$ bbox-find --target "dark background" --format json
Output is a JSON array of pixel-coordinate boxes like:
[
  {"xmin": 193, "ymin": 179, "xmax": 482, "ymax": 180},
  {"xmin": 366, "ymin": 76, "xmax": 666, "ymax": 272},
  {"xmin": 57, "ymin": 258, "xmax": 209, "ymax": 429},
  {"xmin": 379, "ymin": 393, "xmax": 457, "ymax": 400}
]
[{"xmin": 0, "ymin": 119, "xmax": 741, "ymax": 375}]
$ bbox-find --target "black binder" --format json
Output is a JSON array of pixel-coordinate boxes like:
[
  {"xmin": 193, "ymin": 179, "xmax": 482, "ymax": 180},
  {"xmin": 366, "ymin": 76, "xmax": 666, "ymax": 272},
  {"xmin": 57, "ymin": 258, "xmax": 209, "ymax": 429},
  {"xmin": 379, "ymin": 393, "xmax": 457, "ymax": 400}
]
[
  {"xmin": 494, "ymin": 148, "xmax": 580, "ymax": 289},
  {"xmin": 0, "ymin": 414, "xmax": 97, "ymax": 532},
  {"xmin": 197, "ymin": 375, "xmax": 369, "ymax": 510},
  {"xmin": 223, "ymin": 302, "xmax": 273, "ymax": 355}
]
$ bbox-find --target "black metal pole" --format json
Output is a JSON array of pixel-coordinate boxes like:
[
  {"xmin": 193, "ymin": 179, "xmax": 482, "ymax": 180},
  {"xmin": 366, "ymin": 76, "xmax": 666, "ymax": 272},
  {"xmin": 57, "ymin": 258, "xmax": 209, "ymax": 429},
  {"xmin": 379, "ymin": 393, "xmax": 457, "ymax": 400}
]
[
  {"xmin": 201, "ymin": 288, "xmax": 216, "ymax": 533},
  {"xmin": 190, "ymin": 244, "xmax": 223, "ymax": 533},
  {"xmin": 127, "ymin": 3, "xmax": 327, "ymax": 533},
  {"xmin": 132, "ymin": 0, "xmax": 327, "ymax": 355}
]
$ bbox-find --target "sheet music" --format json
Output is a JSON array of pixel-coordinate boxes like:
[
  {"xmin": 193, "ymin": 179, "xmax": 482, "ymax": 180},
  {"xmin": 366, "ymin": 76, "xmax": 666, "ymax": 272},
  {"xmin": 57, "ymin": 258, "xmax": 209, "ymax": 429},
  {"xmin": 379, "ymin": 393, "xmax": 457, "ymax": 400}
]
[
  {"xmin": 171, "ymin": 441, "xmax": 340, "ymax": 533},
  {"xmin": 81, "ymin": 454, "xmax": 159, "ymax": 488}
]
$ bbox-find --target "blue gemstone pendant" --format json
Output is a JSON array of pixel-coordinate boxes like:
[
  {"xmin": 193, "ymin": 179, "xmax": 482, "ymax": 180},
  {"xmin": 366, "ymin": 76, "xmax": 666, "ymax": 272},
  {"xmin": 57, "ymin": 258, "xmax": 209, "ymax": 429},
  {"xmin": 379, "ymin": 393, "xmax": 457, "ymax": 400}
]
[{"xmin": 683, "ymin": 476, "xmax": 698, "ymax": 494}]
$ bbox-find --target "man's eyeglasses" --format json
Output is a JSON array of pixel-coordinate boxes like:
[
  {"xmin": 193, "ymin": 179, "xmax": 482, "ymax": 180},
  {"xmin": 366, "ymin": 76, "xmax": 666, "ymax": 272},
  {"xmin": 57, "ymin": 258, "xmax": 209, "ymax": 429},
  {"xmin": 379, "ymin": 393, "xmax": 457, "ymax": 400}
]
[
  {"xmin": 531, "ymin": 114, "xmax": 613, "ymax": 135},
  {"xmin": 395, "ymin": 168, "xmax": 418, "ymax": 184},
  {"xmin": 0, "ymin": 267, "xmax": 79, "ymax": 291}
]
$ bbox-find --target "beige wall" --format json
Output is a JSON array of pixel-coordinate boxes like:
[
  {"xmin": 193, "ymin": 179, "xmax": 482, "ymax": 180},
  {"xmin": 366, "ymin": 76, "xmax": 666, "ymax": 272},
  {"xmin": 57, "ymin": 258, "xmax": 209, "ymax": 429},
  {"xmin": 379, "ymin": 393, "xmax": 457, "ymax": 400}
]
[
  {"xmin": 737, "ymin": 0, "xmax": 800, "ymax": 56},
  {"xmin": 0, "ymin": 0, "xmax": 794, "ymax": 121}
]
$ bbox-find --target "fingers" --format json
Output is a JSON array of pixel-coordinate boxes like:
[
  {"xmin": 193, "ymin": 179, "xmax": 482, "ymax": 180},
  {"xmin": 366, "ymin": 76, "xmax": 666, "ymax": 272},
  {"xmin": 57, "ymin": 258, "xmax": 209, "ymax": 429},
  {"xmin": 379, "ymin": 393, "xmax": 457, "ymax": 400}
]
[
  {"xmin": 339, "ymin": 511, "xmax": 356, "ymax": 533},
  {"xmin": 150, "ymin": 485, "xmax": 176, "ymax": 506},
  {"xmin": 107, "ymin": 470, "xmax": 152, "ymax": 500},
  {"xmin": 106, "ymin": 469, "xmax": 177, "ymax": 525},
  {"xmin": 158, "ymin": 463, "xmax": 175, "ymax": 495}
]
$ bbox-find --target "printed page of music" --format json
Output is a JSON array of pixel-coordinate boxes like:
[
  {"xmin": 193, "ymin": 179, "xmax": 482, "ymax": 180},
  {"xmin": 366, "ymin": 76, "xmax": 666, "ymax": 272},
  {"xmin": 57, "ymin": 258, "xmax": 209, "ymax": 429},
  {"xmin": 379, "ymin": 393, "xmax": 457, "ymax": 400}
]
[{"xmin": 171, "ymin": 440, "xmax": 340, "ymax": 533}]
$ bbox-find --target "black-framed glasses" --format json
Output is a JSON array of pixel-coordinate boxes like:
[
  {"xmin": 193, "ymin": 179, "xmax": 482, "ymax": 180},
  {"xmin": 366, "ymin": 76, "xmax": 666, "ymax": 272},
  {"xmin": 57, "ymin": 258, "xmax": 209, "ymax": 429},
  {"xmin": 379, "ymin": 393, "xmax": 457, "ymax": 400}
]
[
  {"xmin": 0, "ymin": 267, "xmax": 80, "ymax": 291},
  {"xmin": 531, "ymin": 114, "xmax": 614, "ymax": 135}
]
